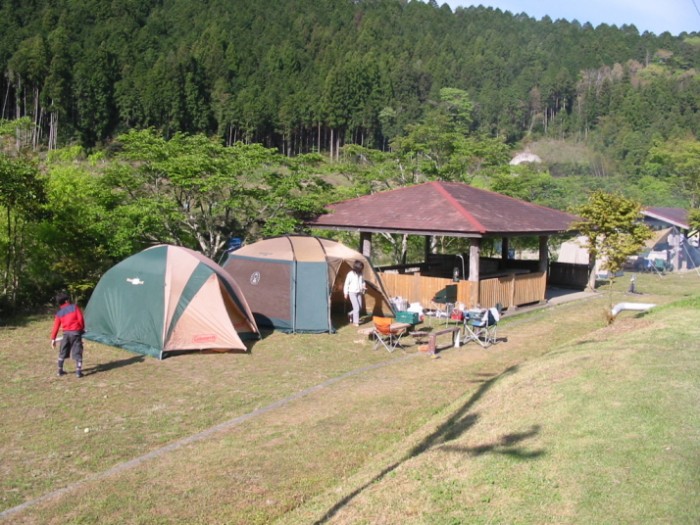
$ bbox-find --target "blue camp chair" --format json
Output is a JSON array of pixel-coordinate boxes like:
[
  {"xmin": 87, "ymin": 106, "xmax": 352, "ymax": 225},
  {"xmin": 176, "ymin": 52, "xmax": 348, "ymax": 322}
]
[{"xmin": 463, "ymin": 307, "xmax": 500, "ymax": 347}]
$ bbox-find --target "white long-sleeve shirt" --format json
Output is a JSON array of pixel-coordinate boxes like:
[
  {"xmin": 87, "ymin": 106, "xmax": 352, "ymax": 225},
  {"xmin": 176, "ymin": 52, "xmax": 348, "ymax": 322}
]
[{"xmin": 343, "ymin": 271, "xmax": 365, "ymax": 295}]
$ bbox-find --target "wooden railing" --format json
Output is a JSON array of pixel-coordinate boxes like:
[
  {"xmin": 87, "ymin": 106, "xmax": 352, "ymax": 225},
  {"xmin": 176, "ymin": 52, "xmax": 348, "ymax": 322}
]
[
  {"xmin": 379, "ymin": 273, "xmax": 472, "ymax": 308},
  {"xmin": 478, "ymin": 275, "xmax": 515, "ymax": 309},
  {"xmin": 379, "ymin": 271, "xmax": 547, "ymax": 310},
  {"xmin": 510, "ymin": 272, "xmax": 547, "ymax": 306}
]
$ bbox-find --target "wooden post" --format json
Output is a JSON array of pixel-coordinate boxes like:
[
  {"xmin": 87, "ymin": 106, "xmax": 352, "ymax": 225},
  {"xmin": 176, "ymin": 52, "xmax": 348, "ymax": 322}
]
[
  {"xmin": 538, "ymin": 236, "xmax": 548, "ymax": 274},
  {"xmin": 469, "ymin": 238, "xmax": 480, "ymax": 307},
  {"xmin": 501, "ymin": 237, "xmax": 509, "ymax": 268},
  {"xmin": 423, "ymin": 235, "xmax": 430, "ymax": 265},
  {"xmin": 360, "ymin": 232, "xmax": 372, "ymax": 258},
  {"xmin": 539, "ymin": 236, "xmax": 549, "ymax": 304},
  {"xmin": 508, "ymin": 273, "xmax": 516, "ymax": 309}
]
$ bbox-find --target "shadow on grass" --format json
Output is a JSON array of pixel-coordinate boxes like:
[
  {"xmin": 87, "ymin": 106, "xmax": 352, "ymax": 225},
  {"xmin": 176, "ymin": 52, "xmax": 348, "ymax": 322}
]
[
  {"xmin": 255, "ymin": 328, "xmax": 276, "ymax": 340},
  {"xmin": 83, "ymin": 355, "xmax": 145, "ymax": 376},
  {"xmin": 441, "ymin": 424, "xmax": 544, "ymax": 458},
  {"xmin": 314, "ymin": 364, "xmax": 538, "ymax": 524},
  {"xmin": 0, "ymin": 314, "xmax": 48, "ymax": 328}
]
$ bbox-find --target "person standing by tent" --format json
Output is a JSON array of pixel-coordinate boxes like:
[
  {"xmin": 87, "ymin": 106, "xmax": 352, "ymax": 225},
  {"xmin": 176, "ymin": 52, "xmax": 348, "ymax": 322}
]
[
  {"xmin": 50, "ymin": 292, "xmax": 85, "ymax": 378},
  {"xmin": 344, "ymin": 260, "xmax": 366, "ymax": 326}
]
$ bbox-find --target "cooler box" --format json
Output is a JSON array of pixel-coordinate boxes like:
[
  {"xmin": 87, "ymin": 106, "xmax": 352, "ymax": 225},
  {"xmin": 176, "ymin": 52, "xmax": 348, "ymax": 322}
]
[{"xmin": 395, "ymin": 311, "xmax": 420, "ymax": 325}]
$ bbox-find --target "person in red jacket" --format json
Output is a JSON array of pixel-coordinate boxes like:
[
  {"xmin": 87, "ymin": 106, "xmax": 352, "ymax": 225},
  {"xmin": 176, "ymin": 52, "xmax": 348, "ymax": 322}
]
[{"xmin": 50, "ymin": 292, "xmax": 85, "ymax": 378}]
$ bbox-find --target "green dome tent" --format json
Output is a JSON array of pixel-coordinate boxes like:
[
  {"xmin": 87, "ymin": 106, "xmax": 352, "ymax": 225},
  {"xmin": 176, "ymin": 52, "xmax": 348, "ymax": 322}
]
[
  {"xmin": 222, "ymin": 235, "xmax": 394, "ymax": 333},
  {"xmin": 85, "ymin": 245, "xmax": 259, "ymax": 359}
]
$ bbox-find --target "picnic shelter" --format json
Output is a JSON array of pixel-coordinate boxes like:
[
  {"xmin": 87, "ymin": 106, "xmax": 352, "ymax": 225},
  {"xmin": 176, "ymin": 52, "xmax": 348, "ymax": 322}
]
[{"xmin": 306, "ymin": 181, "xmax": 581, "ymax": 309}]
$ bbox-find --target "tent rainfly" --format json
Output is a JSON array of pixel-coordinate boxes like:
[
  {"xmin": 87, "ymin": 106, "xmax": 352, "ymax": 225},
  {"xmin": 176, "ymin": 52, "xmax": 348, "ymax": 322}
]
[
  {"xmin": 222, "ymin": 235, "xmax": 394, "ymax": 333},
  {"xmin": 84, "ymin": 245, "xmax": 259, "ymax": 359}
]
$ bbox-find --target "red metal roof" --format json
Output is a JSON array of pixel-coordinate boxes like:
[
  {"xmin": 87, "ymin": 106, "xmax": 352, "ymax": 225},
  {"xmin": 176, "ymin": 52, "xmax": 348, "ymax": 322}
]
[
  {"xmin": 307, "ymin": 181, "xmax": 579, "ymax": 237},
  {"xmin": 642, "ymin": 207, "xmax": 689, "ymax": 230}
]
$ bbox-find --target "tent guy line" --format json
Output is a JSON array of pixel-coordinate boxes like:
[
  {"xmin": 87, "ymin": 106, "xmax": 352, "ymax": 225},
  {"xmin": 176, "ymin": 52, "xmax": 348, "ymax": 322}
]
[{"xmin": 0, "ymin": 353, "xmax": 417, "ymax": 521}]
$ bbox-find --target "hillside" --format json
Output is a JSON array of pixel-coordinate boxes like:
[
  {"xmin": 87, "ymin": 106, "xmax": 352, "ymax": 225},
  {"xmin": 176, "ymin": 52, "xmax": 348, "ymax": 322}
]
[
  {"xmin": 1, "ymin": 0, "xmax": 698, "ymax": 165},
  {"xmin": 1, "ymin": 0, "xmax": 699, "ymax": 312}
]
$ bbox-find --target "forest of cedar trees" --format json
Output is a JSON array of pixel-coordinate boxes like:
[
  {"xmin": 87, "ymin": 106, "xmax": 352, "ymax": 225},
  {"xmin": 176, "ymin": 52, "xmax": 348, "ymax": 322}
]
[{"xmin": 0, "ymin": 0, "xmax": 699, "ymax": 312}]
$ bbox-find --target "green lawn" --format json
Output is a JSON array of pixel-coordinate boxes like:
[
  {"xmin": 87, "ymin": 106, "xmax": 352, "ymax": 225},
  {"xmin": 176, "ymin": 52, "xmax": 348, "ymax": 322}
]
[{"xmin": 1, "ymin": 272, "xmax": 699, "ymax": 524}]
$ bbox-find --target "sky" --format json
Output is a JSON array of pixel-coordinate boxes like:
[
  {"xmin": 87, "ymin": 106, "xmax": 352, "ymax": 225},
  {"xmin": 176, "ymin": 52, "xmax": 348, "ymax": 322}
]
[{"xmin": 442, "ymin": 1, "xmax": 700, "ymax": 35}]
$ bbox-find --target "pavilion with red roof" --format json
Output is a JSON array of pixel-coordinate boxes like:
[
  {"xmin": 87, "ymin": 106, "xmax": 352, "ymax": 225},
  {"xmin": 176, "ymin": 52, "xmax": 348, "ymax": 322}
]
[{"xmin": 307, "ymin": 181, "xmax": 581, "ymax": 308}]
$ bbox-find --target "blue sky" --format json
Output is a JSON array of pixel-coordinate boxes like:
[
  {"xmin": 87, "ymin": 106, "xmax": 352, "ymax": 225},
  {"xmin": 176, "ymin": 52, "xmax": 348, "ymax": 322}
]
[{"xmin": 442, "ymin": 1, "xmax": 700, "ymax": 35}]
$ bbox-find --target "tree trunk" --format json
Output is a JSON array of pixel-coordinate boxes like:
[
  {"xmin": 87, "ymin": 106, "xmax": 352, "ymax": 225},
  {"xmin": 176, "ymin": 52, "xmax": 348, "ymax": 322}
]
[
  {"xmin": 335, "ymin": 131, "xmax": 341, "ymax": 162},
  {"xmin": 48, "ymin": 110, "xmax": 58, "ymax": 150},
  {"xmin": 3, "ymin": 207, "xmax": 11, "ymax": 296},
  {"xmin": 329, "ymin": 127, "xmax": 334, "ymax": 161},
  {"xmin": 400, "ymin": 234, "xmax": 408, "ymax": 265},
  {"xmin": 32, "ymin": 86, "xmax": 40, "ymax": 150},
  {"xmin": 587, "ymin": 253, "xmax": 597, "ymax": 291},
  {"xmin": 2, "ymin": 81, "xmax": 11, "ymax": 120}
]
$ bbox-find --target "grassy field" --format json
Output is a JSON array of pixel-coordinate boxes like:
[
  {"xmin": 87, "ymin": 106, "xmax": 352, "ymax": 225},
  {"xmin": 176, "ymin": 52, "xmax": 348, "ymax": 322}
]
[{"xmin": 1, "ymin": 271, "xmax": 699, "ymax": 524}]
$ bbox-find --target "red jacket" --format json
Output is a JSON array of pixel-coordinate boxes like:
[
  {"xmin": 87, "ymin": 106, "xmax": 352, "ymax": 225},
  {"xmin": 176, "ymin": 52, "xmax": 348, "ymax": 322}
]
[{"xmin": 51, "ymin": 303, "xmax": 85, "ymax": 340}]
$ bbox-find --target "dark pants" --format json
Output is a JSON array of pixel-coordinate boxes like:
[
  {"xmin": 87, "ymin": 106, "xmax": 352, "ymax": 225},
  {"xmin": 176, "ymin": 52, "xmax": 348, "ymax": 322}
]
[{"xmin": 59, "ymin": 331, "xmax": 83, "ymax": 365}]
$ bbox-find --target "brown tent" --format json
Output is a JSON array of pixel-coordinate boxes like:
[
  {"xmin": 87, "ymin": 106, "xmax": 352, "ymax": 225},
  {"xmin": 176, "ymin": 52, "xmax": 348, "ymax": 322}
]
[{"xmin": 223, "ymin": 235, "xmax": 394, "ymax": 333}]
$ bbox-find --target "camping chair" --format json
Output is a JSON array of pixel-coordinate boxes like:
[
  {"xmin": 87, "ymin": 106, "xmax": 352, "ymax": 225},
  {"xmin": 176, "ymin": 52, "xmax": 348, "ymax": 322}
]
[
  {"xmin": 463, "ymin": 307, "xmax": 500, "ymax": 348},
  {"xmin": 430, "ymin": 284, "xmax": 458, "ymax": 325},
  {"xmin": 372, "ymin": 316, "xmax": 407, "ymax": 353},
  {"xmin": 653, "ymin": 258, "xmax": 668, "ymax": 275}
]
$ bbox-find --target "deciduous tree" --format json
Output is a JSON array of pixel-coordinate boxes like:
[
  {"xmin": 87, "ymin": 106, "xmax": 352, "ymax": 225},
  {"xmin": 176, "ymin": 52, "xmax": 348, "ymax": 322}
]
[
  {"xmin": 571, "ymin": 191, "xmax": 652, "ymax": 305},
  {"xmin": 646, "ymin": 137, "xmax": 700, "ymax": 207}
]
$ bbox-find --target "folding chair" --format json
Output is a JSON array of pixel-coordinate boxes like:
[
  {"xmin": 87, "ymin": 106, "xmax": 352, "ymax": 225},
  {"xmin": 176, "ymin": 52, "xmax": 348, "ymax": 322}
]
[
  {"xmin": 372, "ymin": 316, "xmax": 407, "ymax": 353},
  {"xmin": 463, "ymin": 307, "xmax": 500, "ymax": 347},
  {"xmin": 653, "ymin": 258, "xmax": 667, "ymax": 275}
]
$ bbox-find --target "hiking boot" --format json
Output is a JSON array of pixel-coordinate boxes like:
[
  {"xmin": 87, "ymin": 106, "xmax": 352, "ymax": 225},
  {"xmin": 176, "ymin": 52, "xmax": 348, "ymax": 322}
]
[
  {"xmin": 76, "ymin": 371, "xmax": 83, "ymax": 378},
  {"xmin": 57, "ymin": 370, "xmax": 67, "ymax": 376}
]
